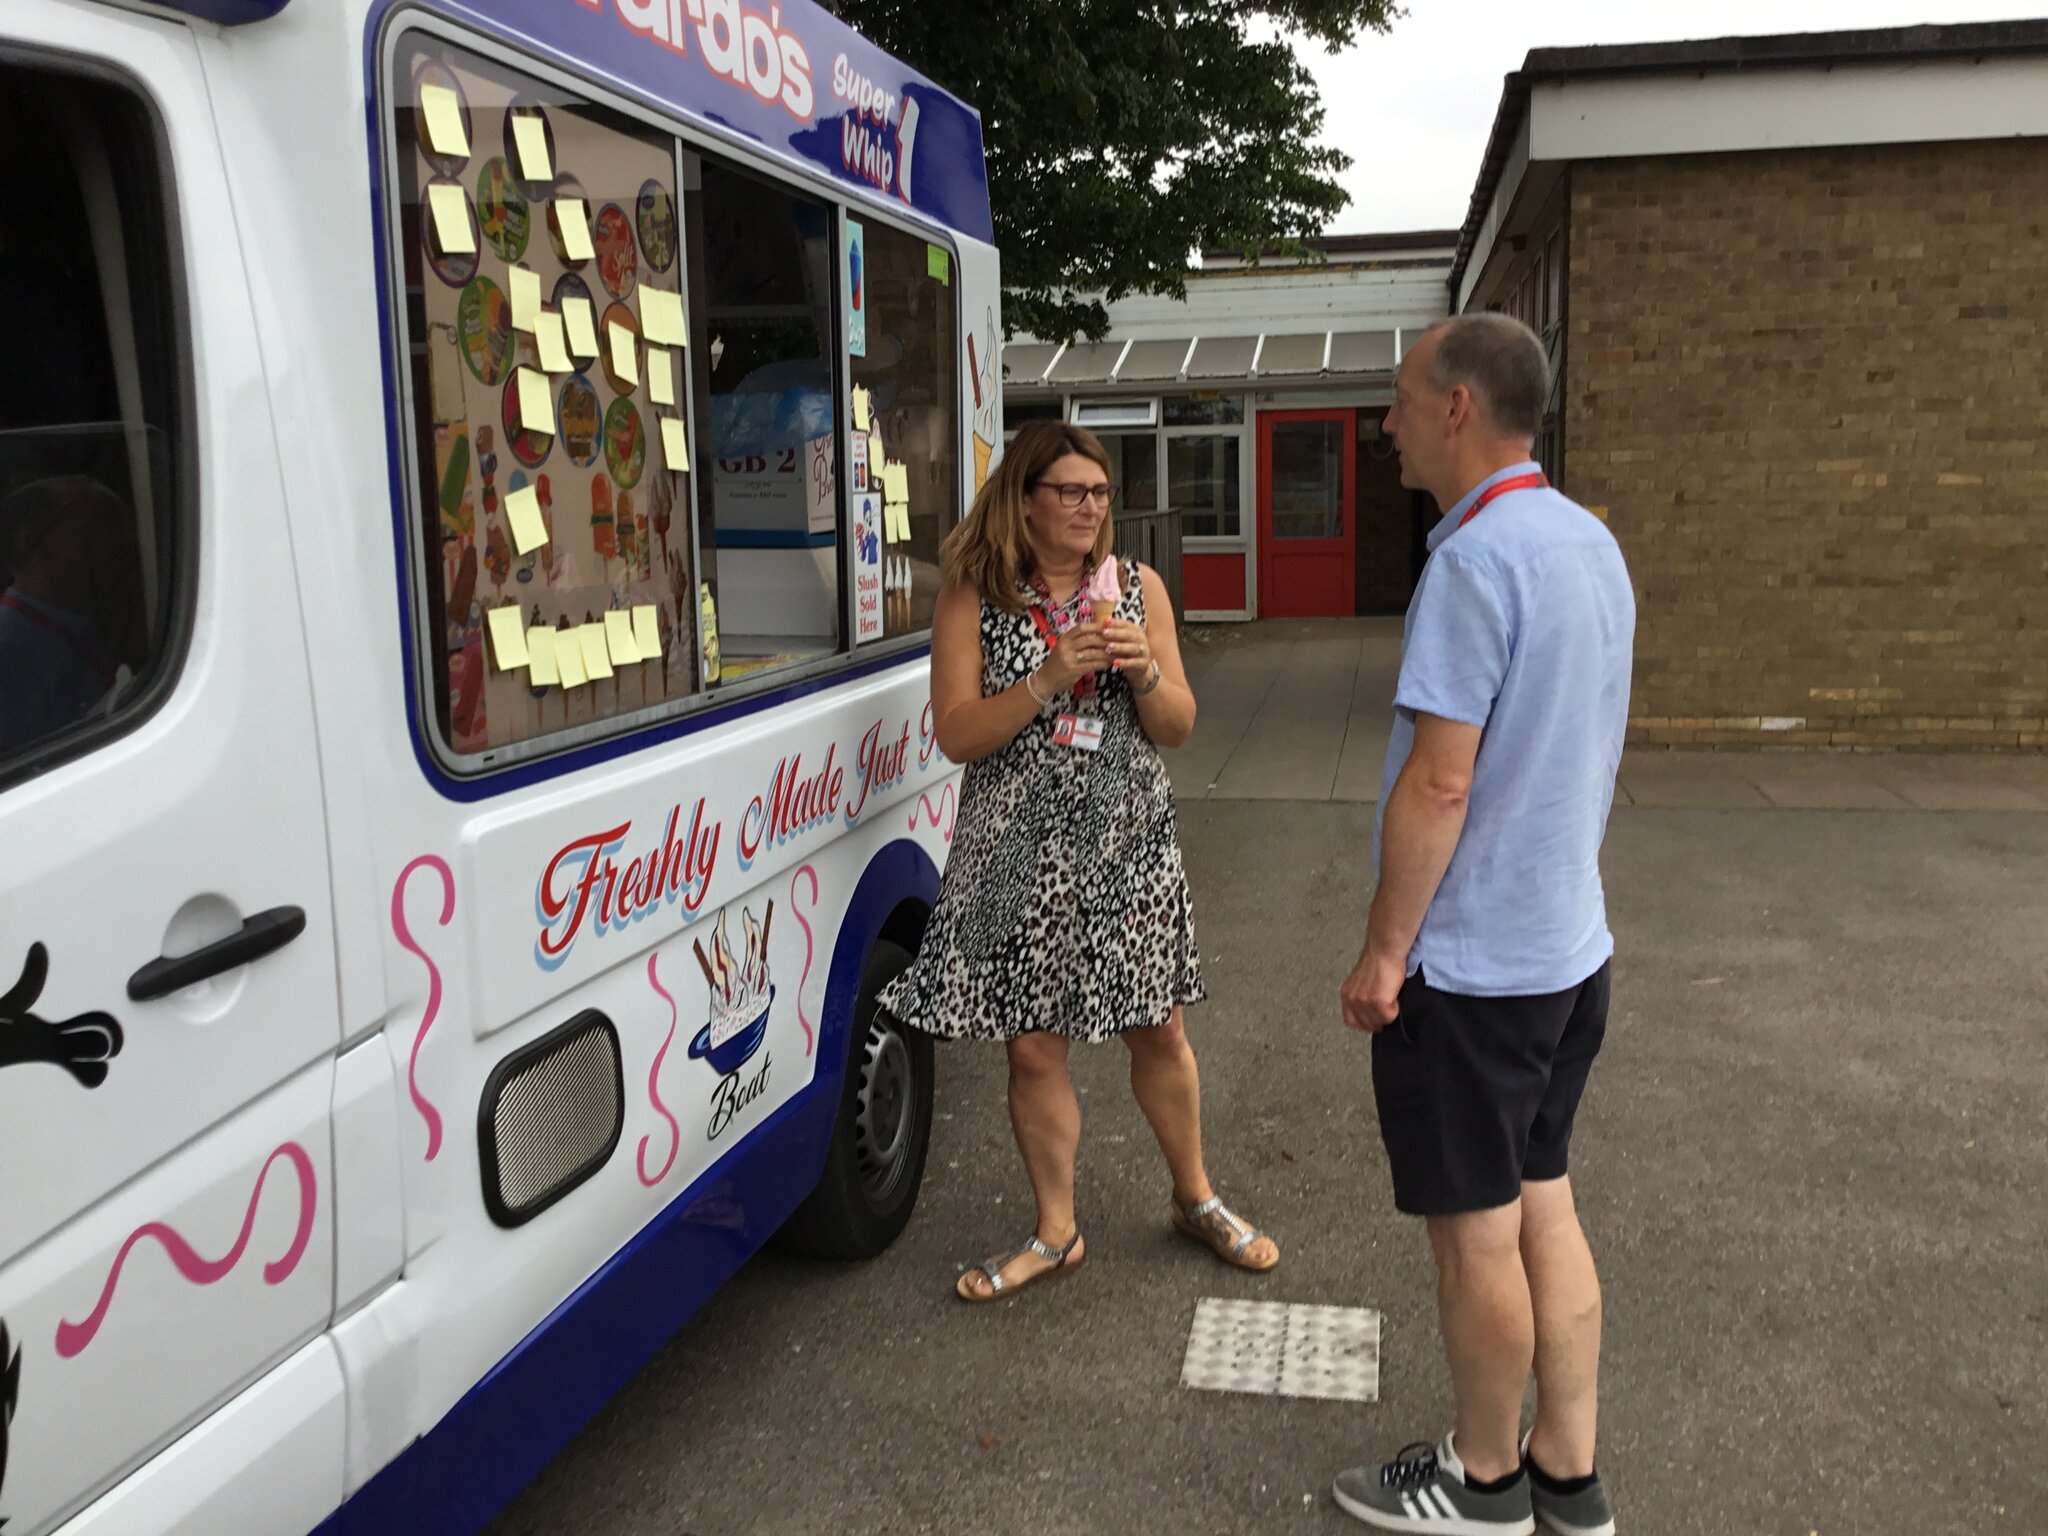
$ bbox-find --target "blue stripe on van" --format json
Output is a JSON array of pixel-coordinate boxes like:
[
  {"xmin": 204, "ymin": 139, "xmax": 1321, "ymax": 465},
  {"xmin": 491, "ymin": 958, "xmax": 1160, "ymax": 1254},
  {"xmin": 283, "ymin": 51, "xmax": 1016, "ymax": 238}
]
[{"xmin": 311, "ymin": 839, "xmax": 938, "ymax": 1536}]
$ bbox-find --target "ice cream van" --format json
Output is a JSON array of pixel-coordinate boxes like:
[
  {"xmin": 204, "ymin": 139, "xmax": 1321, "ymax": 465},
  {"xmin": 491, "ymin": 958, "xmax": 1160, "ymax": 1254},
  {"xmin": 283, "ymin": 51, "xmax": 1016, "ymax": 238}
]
[{"xmin": 0, "ymin": 1, "xmax": 1002, "ymax": 1531}]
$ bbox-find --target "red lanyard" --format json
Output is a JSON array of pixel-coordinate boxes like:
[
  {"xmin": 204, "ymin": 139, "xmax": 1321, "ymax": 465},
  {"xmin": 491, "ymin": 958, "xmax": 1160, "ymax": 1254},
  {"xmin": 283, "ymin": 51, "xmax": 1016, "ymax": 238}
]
[
  {"xmin": 1, "ymin": 593, "xmax": 118, "ymax": 687},
  {"xmin": 1025, "ymin": 573, "xmax": 1099, "ymax": 699},
  {"xmin": 1456, "ymin": 471, "xmax": 1547, "ymax": 529}
]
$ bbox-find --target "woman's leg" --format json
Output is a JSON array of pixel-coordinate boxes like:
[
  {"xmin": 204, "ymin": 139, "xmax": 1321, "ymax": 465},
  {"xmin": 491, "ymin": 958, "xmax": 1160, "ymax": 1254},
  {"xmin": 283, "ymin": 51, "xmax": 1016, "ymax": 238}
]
[
  {"xmin": 960, "ymin": 1031, "xmax": 1085, "ymax": 1296},
  {"xmin": 1123, "ymin": 1008, "xmax": 1213, "ymax": 1207},
  {"xmin": 1126, "ymin": 1009, "xmax": 1278, "ymax": 1267}
]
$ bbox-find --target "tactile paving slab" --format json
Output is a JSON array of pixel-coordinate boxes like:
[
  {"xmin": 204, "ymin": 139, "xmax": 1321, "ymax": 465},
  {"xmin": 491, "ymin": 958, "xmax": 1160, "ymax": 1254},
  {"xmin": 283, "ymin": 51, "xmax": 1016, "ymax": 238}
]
[{"xmin": 1179, "ymin": 1297, "xmax": 1381, "ymax": 1403}]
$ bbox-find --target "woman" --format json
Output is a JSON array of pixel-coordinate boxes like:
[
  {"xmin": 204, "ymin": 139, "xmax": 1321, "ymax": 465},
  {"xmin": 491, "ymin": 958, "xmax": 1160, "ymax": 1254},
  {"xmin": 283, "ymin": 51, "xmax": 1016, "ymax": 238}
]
[{"xmin": 879, "ymin": 419, "xmax": 1279, "ymax": 1302}]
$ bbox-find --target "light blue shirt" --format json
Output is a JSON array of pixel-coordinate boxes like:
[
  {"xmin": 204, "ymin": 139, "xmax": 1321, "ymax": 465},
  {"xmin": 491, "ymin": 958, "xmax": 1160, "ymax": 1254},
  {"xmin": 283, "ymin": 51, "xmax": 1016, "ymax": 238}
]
[{"xmin": 1374, "ymin": 462, "xmax": 1636, "ymax": 996}]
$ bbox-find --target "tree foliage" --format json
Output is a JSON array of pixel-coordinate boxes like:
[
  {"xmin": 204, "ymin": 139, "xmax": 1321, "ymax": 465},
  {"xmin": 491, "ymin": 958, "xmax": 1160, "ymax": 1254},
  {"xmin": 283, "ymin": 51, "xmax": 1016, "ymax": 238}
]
[{"xmin": 827, "ymin": 1, "xmax": 1401, "ymax": 340}]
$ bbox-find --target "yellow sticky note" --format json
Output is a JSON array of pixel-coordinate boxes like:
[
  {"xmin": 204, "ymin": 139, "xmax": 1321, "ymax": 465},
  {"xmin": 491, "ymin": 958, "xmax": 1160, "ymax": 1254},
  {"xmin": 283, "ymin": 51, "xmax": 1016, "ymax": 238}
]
[
  {"xmin": 604, "ymin": 610, "xmax": 641, "ymax": 666},
  {"xmin": 505, "ymin": 484, "xmax": 548, "ymax": 554},
  {"xmin": 852, "ymin": 388, "xmax": 871, "ymax": 432},
  {"xmin": 512, "ymin": 114, "xmax": 552, "ymax": 182},
  {"xmin": 882, "ymin": 463, "xmax": 909, "ymax": 503},
  {"xmin": 486, "ymin": 607, "xmax": 529, "ymax": 671},
  {"xmin": 648, "ymin": 347, "xmax": 675, "ymax": 406},
  {"xmin": 555, "ymin": 630, "xmax": 588, "ymax": 689},
  {"xmin": 556, "ymin": 197, "xmax": 595, "ymax": 262},
  {"xmin": 608, "ymin": 322, "xmax": 638, "ymax": 388},
  {"xmin": 892, "ymin": 504, "xmax": 914, "ymax": 542},
  {"xmin": 526, "ymin": 625, "xmax": 560, "ymax": 686},
  {"xmin": 509, "ymin": 265, "xmax": 541, "ymax": 333},
  {"xmin": 535, "ymin": 310, "xmax": 572, "ymax": 373},
  {"xmin": 426, "ymin": 184, "xmax": 475, "ymax": 255},
  {"xmin": 516, "ymin": 369, "xmax": 553, "ymax": 435},
  {"xmin": 420, "ymin": 85, "xmax": 468, "ymax": 159},
  {"xmin": 632, "ymin": 604, "xmax": 661, "ymax": 659},
  {"xmin": 563, "ymin": 297, "xmax": 599, "ymax": 358},
  {"xmin": 579, "ymin": 624, "xmax": 614, "ymax": 681},
  {"xmin": 660, "ymin": 416, "xmax": 690, "ymax": 472},
  {"xmin": 640, "ymin": 286, "xmax": 687, "ymax": 346}
]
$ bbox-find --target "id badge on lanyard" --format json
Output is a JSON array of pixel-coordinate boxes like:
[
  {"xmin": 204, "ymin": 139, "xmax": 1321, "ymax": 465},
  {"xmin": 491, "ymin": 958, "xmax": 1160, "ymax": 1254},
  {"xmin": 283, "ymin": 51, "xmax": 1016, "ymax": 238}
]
[
  {"xmin": 1028, "ymin": 581, "xmax": 1106, "ymax": 751},
  {"xmin": 1052, "ymin": 713, "xmax": 1104, "ymax": 752}
]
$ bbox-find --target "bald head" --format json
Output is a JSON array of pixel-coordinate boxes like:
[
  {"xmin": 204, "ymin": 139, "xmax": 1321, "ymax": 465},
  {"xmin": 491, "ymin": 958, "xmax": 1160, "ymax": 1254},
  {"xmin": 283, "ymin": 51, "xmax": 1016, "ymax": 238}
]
[{"xmin": 1417, "ymin": 313, "xmax": 1550, "ymax": 443}]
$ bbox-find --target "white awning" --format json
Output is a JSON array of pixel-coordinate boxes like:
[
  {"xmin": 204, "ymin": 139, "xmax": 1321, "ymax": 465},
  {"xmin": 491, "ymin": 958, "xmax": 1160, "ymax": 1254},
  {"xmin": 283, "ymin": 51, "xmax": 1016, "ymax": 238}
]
[
  {"xmin": 1000, "ymin": 341, "xmax": 1060, "ymax": 386},
  {"xmin": 1003, "ymin": 328, "xmax": 1403, "ymax": 391}
]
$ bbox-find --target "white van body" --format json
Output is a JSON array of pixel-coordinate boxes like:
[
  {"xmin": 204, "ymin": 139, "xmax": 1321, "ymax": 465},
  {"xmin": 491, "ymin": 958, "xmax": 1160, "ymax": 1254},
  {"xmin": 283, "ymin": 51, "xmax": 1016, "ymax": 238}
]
[{"xmin": 0, "ymin": 2, "xmax": 1000, "ymax": 1530}]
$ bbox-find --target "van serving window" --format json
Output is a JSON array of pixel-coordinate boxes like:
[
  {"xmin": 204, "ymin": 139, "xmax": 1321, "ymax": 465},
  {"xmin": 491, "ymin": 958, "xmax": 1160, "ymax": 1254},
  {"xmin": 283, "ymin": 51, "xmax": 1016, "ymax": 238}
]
[
  {"xmin": 687, "ymin": 154, "xmax": 845, "ymax": 680},
  {"xmin": 0, "ymin": 62, "xmax": 183, "ymax": 786},
  {"xmin": 848, "ymin": 217, "xmax": 958, "ymax": 639},
  {"xmin": 387, "ymin": 30, "xmax": 970, "ymax": 770}
]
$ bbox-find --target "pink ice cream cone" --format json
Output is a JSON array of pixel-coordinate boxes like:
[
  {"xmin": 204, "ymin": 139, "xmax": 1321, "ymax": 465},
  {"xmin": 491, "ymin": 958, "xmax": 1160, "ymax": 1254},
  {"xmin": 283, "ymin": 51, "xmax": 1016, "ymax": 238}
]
[{"xmin": 1084, "ymin": 555, "xmax": 1120, "ymax": 625}]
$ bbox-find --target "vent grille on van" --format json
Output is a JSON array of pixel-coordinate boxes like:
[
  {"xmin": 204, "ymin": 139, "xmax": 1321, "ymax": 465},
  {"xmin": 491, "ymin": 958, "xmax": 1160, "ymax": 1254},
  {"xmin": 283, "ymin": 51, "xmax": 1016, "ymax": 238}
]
[{"xmin": 478, "ymin": 1011, "xmax": 622, "ymax": 1227}]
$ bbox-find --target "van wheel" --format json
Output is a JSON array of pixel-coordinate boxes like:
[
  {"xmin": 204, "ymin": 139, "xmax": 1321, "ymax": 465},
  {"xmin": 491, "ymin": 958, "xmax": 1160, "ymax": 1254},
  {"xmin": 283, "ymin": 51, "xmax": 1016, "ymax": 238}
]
[{"xmin": 775, "ymin": 938, "xmax": 933, "ymax": 1259}]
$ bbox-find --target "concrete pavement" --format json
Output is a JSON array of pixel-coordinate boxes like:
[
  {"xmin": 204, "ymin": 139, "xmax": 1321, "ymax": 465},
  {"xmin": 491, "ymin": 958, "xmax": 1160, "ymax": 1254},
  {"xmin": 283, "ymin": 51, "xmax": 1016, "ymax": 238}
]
[
  {"xmin": 1177, "ymin": 619, "xmax": 2048, "ymax": 812},
  {"xmin": 483, "ymin": 644, "xmax": 2048, "ymax": 1535}
]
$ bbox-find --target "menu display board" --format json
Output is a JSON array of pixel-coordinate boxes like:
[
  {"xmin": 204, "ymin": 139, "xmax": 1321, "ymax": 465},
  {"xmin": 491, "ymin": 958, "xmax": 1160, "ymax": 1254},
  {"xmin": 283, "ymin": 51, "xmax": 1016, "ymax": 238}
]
[{"xmin": 402, "ymin": 41, "xmax": 696, "ymax": 754}]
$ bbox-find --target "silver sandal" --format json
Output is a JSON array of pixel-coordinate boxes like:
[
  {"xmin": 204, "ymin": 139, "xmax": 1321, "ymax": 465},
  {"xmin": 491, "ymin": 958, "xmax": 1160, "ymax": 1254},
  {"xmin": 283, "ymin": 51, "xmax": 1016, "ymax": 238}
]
[
  {"xmin": 955, "ymin": 1231, "xmax": 1084, "ymax": 1303},
  {"xmin": 1172, "ymin": 1195, "xmax": 1280, "ymax": 1272}
]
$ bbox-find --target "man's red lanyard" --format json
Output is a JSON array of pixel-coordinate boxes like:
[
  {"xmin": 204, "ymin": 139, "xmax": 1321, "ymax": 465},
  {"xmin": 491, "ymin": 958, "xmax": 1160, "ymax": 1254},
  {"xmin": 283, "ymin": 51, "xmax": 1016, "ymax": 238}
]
[
  {"xmin": 1456, "ymin": 471, "xmax": 1548, "ymax": 529},
  {"xmin": 1, "ymin": 593, "xmax": 118, "ymax": 687}
]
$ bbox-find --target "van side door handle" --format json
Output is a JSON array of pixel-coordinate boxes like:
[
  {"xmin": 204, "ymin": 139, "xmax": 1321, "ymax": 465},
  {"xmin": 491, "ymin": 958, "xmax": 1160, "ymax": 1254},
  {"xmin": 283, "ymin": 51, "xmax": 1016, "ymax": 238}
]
[{"xmin": 128, "ymin": 906, "xmax": 308, "ymax": 1002}]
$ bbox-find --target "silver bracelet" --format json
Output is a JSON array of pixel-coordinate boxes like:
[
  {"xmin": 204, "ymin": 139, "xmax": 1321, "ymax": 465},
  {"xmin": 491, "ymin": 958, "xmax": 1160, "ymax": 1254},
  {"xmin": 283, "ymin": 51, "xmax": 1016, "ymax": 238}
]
[
  {"xmin": 1023, "ymin": 668, "xmax": 1052, "ymax": 707},
  {"xmin": 1135, "ymin": 660, "xmax": 1162, "ymax": 696}
]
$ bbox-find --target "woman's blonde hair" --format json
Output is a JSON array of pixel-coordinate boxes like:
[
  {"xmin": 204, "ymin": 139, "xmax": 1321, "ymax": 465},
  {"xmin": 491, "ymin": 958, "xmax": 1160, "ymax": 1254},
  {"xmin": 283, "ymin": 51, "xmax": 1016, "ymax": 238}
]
[{"xmin": 940, "ymin": 418, "xmax": 1115, "ymax": 611}]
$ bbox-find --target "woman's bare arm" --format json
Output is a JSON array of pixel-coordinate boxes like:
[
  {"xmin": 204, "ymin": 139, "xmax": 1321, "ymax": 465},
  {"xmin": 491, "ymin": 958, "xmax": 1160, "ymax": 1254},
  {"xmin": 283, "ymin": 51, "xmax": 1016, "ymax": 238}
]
[
  {"xmin": 929, "ymin": 584, "xmax": 1047, "ymax": 765},
  {"xmin": 1122, "ymin": 564, "xmax": 1196, "ymax": 749}
]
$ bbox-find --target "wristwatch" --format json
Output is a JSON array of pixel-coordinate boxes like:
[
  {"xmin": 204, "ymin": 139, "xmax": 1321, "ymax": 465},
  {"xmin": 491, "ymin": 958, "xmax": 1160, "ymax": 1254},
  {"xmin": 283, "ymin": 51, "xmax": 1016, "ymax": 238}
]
[{"xmin": 1136, "ymin": 659, "xmax": 1162, "ymax": 696}]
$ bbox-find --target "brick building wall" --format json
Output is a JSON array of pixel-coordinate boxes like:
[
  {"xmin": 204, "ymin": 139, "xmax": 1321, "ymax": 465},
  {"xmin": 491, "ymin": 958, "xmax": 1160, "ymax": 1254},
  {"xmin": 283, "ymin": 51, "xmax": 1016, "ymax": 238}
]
[{"xmin": 1566, "ymin": 141, "xmax": 2048, "ymax": 749}]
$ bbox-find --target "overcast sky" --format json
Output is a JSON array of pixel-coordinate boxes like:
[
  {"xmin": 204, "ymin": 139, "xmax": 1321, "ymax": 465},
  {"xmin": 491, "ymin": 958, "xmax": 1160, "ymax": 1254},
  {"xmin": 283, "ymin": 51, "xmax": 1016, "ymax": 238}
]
[{"xmin": 1299, "ymin": 1, "xmax": 2048, "ymax": 233}]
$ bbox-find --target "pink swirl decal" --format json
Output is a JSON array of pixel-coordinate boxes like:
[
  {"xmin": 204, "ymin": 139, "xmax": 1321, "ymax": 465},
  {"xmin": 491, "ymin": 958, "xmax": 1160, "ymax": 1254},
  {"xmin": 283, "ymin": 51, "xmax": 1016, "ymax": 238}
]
[
  {"xmin": 907, "ymin": 784, "xmax": 956, "ymax": 842},
  {"xmin": 391, "ymin": 854, "xmax": 456, "ymax": 1161},
  {"xmin": 56, "ymin": 1141, "xmax": 317, "ymax": 1359},
  {"xmin": 637, "ymin": 952, "xmax": 681, "ymax": 1186},
  {"xmin": 790, "ymin": 864, "xmax": 820, "ymax": 1058}
]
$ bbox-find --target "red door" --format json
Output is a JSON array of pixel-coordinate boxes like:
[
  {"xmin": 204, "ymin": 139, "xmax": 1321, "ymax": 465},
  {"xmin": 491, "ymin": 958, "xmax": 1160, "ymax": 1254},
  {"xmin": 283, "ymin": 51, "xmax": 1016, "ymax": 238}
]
[{"xmin": 1258, "ymin": 409, "xmax": 1356, "ymax": 617}]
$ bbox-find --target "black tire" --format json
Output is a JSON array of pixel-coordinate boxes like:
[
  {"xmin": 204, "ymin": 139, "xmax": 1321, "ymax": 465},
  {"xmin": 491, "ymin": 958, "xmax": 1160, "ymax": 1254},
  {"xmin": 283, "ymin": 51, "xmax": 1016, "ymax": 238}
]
[{"xmin": 774, "ymin": 937, "xmax": 934, "ymax": 1259}]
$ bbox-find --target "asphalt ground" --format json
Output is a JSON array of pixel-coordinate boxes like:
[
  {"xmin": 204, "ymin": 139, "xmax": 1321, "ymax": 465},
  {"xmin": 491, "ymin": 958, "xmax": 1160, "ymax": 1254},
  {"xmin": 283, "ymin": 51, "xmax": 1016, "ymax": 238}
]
[{"xmin": 487, "ymin": 801, "xmax": 2048, "ymax": 1536}]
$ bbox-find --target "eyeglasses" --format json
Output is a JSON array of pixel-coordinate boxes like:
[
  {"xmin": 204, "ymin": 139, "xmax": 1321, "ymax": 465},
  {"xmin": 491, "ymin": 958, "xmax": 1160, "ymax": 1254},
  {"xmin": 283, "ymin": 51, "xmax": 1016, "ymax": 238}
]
[{"xmin": 1031, "ymin": 481, "xmax": 1118, "ymax": 509}]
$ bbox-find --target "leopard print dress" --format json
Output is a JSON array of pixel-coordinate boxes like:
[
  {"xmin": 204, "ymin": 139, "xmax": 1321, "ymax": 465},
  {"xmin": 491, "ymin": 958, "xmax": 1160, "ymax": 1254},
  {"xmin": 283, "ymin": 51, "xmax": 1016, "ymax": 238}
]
[{"xmin": 879, "ymin": 562, "xmax": 1206, "ymax": 1042}]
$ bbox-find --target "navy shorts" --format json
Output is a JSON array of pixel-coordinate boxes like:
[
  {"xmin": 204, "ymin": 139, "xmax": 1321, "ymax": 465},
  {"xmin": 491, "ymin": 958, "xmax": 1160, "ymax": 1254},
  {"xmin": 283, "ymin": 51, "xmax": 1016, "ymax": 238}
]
[{"xmin": 1370, "ymin": 962, "xmax": 1610, "ymax": 1217}]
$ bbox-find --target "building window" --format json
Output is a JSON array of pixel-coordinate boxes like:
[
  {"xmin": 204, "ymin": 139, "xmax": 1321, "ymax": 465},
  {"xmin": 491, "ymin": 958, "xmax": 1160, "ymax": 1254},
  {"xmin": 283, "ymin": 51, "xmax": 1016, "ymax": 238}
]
[
  {"xmin": 1545, "ymin": 229, "xmax": 1564, "ymax": 335},
  {"xmin": 1003, "ymin": 399, "xmax": 1062, "ymax": 438},
  {"xmin": 849, "ymin": 217, "xmax": 956, "ymax": 640},
  {"xmin": 1100, "ymin": 432, "xmax": 1159, "ymax": 513},
  {"xmin": 1, "ymin": 62, "xmax": 183, "ymax": 781},
  {"xmin": 1167, "ymin": 434, "xmax": 1241, "ymax": 539},
  {"xmin": 1163, "ymin": 393, "xmax": 1244, "ymax": 427}
]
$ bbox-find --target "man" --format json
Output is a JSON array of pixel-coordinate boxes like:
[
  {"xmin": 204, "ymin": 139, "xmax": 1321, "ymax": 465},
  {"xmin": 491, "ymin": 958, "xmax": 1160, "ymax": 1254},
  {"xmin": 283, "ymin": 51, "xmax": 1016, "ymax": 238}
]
[
  {"xmin": 1334, "ymin": 313, "xmax": 1634, "ymax": 1536},
  {"xmin": 0, "ymin": 475, "xmax": 141, "ymax": 758}
]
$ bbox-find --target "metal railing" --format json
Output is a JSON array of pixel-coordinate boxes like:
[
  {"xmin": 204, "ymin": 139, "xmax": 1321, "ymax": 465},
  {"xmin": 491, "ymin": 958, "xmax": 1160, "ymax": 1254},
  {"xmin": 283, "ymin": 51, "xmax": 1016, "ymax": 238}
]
[{"xmin": 1113, "ymin": 508, "xmax": 1185, "ymax": 619}]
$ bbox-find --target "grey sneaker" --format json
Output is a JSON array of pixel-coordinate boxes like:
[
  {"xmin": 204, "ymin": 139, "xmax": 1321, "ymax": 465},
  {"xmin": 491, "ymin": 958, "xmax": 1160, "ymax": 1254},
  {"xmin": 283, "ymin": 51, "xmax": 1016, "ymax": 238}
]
[
  {"xmin": 1333, "ymin": 1435, "xmax": 1536, "ymax": 1533},
  {"xmin": 1521, "ymin": 1434, "xmax": 1615, "ymax": 1536}
]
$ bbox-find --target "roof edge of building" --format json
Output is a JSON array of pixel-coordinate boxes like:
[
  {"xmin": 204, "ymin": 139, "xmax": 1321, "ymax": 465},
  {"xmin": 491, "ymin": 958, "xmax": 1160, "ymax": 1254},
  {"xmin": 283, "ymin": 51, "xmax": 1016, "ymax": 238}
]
[
  {"xmin": 1205, "ymin": 229, "xmax": 1461, "ymax": 264},
  {"xmin": 1449, "ymin": 18, "xmax": 2048, "ymax": 298}
]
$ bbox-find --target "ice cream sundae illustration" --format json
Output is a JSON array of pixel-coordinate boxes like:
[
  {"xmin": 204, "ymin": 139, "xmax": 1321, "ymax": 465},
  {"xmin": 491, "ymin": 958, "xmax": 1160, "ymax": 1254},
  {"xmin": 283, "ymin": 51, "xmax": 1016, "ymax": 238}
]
[{"xmin": 687, "ymin": 903, "xmax": 774, "ymax": 1077}]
